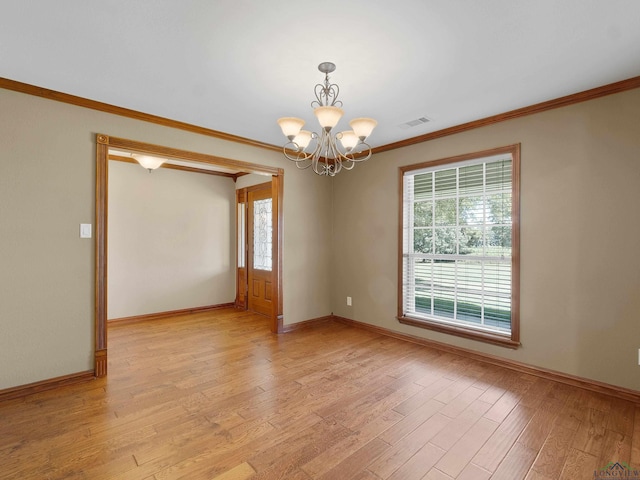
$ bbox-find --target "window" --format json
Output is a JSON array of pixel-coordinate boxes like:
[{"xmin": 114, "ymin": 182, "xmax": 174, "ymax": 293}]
[
  {"xmin": 253, "ymin": 197, "xmax": 273, "ymax": 271},
  {"xmin": 237, "ymin": 202, "xmax": 246, "ymax": 268},
  {"xmin": 398, "ymin": 145, "xmax": 520, "ymax": 347}
]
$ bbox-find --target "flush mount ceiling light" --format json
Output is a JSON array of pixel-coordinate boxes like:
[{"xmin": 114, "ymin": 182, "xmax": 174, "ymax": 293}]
[
  {"xmin": 277, "ymin": 62, "xmax": 377, "ymax": 177},
  {"xmin": 131, "ymin": 154, "xmax": 166, "ymax": 172}
]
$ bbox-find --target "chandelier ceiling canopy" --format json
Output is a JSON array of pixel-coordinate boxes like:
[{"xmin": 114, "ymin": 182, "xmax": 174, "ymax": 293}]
[{"xmin": 277, "ymin": 62, "xmax": 377, "ymax": 177}]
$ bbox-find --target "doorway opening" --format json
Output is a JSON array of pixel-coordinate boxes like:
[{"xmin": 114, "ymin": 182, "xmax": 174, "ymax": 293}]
[
  {"xmin": 94, "ymin": 134, "xmax": 284, "ymax": 377},
  {"xmin": 236, "ymin": 182, "xmax": 274, "ymax": 317}
]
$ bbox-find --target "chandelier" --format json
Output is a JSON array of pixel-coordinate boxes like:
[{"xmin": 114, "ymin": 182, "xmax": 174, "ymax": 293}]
[{"xmin": 277, "ymin": 62, "xmax": 377, "ymax": 177}]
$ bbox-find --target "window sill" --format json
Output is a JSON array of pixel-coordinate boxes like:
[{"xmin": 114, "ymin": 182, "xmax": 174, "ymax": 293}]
[{"xmin": 397, "ymin": 315, "xmax": 521, "ymax": 349}]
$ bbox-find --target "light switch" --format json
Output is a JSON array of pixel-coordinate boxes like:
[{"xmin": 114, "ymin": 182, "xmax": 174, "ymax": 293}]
[{"xmin": 80, "ymin": 224, "xmax": 92, "ymax": 238}]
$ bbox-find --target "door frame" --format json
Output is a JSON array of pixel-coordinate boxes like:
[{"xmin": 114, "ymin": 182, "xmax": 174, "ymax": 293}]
[
  {"xmin": 237, "ymin": 181, "xmax": 275, "ymax": 316},
  {"xmin": 95, "ymin": 134, "xmax": 284, "ymax": 377}
]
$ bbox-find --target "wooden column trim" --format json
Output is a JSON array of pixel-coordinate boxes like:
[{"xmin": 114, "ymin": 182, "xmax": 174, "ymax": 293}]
[
  {"xmin": 95, "ymin": 135, "xmax": 108, "ymax": 377},
  {"xmin": 94, "ymin": 350, "xmax": 107, "ymax": 378}
]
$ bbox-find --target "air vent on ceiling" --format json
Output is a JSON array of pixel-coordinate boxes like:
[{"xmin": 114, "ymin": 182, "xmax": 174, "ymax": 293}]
[{"xmin": 398, "ymin": 116, "xmax": 431, "ymax": 129}]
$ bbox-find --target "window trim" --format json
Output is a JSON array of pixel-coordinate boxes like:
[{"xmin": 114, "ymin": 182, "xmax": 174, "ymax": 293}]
[{"xmin": 397, "ymin": 144, "xmax": 521, "ymax": 349}]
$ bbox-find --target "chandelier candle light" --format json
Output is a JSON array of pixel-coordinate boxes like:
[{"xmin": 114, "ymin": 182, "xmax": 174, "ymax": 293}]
[{"xmin": 277, "ymin": 62, "xmax": 377, "ymax": 176}]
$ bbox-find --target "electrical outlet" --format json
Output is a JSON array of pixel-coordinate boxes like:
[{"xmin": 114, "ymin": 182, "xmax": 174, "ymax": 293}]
[
  {"xmin": 346, "ymin": 296, "xmax": 352, "ymax": 307},
  {"xmin": 638, "ymin": 348, "xmax": 640, "ymax": 366}
]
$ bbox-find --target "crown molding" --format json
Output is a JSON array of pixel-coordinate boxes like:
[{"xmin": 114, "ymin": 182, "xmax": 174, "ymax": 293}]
[
  {"xmin": 3, "ymin": 75, "xmax": 640, "ymax": 156},
  {"xmin": 372, "ymin": 75, "xmax": 640, "ymax": 154},
  {"xmin": 0, "ymin": 77, "xmax": 281, "ymax": 153}
]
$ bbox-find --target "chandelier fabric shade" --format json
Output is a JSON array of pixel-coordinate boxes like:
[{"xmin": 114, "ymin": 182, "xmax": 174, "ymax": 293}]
[{"xmin": 277, "ymin": 62, "xmax": 377, "ymax": 176}]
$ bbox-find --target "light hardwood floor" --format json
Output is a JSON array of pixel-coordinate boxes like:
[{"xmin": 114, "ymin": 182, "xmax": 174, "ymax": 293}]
[{"xmin": 1, "ymin": 308, "xmax": 639, "ymax": 479}]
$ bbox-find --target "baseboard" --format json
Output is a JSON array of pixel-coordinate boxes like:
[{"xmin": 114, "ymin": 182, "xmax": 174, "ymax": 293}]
[
  {"xmin": 332, "ymin": 315, "xmax": 640, "ymax": 404},
  {"xmin": 108, "ymin": 303, "xmax": 236, "ymax": 326},
  {"xmin": 0, "ymin": 370, "xmax": 95, "ymax": 402},
  {"xmin": 8, "ymin": 313, "xmax": 636, "ymax": 404},
  {"xmin": 280, "ymin": 315, "xmax": 333, "ymax": 333}
]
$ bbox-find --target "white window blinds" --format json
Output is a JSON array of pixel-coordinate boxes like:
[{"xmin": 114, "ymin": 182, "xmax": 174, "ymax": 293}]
[{"xmin": 401, "ymin": 153, "xmax": 514, "ymax": 335}]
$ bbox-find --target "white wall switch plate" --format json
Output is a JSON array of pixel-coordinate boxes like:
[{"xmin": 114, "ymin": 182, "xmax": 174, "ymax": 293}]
[
  {"xmin": 80, "ymin": 223, "xmax": 92, "ymax": 238},
  {"xmin": 347, "ymin": 296, "xmax": 352, "ymax": 306}
]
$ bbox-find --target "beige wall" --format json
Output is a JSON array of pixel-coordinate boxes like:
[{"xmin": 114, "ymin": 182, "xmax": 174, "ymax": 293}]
[
  {"xmin": 331, "ymin": 88, "xmax": 640, "ymax": 391},
  {"xmin": 108, "ymin": 161, "xmax": 236, "ymax": 319},
  {"xmin": 3, "ymin": 83, "xmax": 638, "ymax": 393},
  {"xmin": 236, "ymin": 173, "xmax": 271, "ymax": 189},
  {"xmin": 0, "ymin": 88, "xmax": 332, "ymax": 390}
]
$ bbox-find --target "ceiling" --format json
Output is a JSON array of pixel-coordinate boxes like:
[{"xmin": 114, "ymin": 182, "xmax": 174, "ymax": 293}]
[{"xmin": 2, "ymin": 1, "xmax": 640, "ymax": 151}]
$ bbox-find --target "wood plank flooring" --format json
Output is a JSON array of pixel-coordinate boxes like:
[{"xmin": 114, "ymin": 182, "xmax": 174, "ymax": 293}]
[{"xmin": 1, "ymin": 308, "xmax": 639, "ymax": 479}]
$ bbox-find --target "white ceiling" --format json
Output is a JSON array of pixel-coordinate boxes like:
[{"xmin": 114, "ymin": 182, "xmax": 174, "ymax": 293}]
[{"xmin": 2, "ymin": 1, "xmax": 640, "ymax": 150}]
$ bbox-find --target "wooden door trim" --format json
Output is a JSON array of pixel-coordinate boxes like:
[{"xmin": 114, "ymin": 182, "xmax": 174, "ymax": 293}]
[
  {"xmin": 95, "ymin": 134, "xmax": 285, "ymax": 376},
  {"xmin": 237, "ymin": 180, "xmax": 283, "ymax": 333},
  {"xmin": 102, "ymin": 136, "xmax": 280, "ymax": 175},
  {"xmin": 109, "ymin": 154, "xmax": 241, "ymax": 180}
]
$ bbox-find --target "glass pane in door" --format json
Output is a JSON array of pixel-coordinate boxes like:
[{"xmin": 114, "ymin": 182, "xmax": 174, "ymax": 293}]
[{"xmin": 253, "ymin": 198, "xmax": 272, "ymax": 271}]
